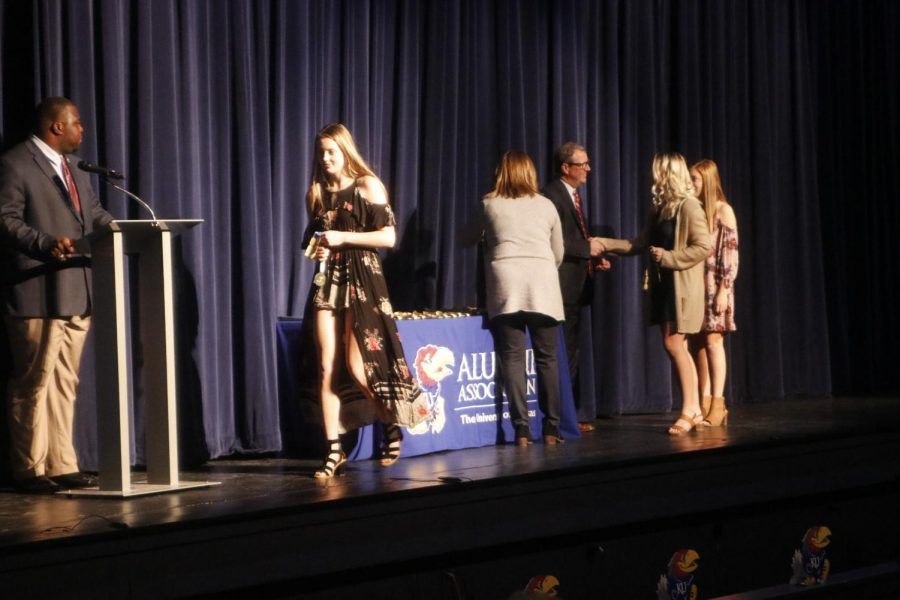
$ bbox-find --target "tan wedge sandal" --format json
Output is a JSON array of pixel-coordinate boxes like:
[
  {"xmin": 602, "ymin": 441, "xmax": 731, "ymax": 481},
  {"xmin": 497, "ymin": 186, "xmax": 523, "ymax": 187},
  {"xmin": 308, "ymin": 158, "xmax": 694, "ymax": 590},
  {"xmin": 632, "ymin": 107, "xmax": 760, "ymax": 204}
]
[
  {"xmin": 703, "ymin": 396, "xmax": 729, "ymax": 427},
  {"xmin": 700, "ymin": 395, "xmax": 712, "ymax": 420}
]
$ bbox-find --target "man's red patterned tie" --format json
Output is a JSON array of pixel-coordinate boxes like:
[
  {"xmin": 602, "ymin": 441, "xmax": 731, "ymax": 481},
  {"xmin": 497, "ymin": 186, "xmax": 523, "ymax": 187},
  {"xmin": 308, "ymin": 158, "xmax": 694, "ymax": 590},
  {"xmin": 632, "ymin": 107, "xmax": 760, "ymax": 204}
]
[{"xmin": 61, "ymin": 157, "xmax": 82, "ymax": 215}]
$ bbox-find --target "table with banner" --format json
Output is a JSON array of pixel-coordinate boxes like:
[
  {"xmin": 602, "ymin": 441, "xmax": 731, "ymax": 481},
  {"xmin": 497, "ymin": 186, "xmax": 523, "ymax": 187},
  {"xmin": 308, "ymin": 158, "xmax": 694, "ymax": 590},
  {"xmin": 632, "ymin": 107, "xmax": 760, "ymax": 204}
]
[{"xmin": 275, "ymin": 314, "xmax": 580, "ymax": 460}]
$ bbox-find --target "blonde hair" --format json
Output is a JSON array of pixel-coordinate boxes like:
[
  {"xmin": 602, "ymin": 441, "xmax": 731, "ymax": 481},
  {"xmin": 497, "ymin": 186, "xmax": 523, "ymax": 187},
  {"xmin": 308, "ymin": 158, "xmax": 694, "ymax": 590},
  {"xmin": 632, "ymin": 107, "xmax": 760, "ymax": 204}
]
[
  {"xmin": 307, "ymin": 123, "xmax": 376, "ymax": 216},
  {"xmin": 651, "ymin": 152, "xmax": 696, "ymax": 220},
  {"xmin": 691, "ymin": 159, "xmax": 729, "ymax": 233},
  {"xmin": 485, "ymin": 150, "xmax": 539, "ymax": 199}
]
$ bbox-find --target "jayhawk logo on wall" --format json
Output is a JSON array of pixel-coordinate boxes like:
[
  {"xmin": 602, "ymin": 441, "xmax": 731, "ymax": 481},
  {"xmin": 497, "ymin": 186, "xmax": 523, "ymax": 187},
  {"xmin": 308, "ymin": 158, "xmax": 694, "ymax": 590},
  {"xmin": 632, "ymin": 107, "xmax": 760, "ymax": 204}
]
[
  {"xmin": 407, "ymin": 344, "xmax": 455, "ymax": 435},
  {"xmin": 657, "ymin": 549, "xmax": 699, "ymax": 600},
  {"xmin": 790, "ymin": 526, "xmax": 831, "ymax": 585}
]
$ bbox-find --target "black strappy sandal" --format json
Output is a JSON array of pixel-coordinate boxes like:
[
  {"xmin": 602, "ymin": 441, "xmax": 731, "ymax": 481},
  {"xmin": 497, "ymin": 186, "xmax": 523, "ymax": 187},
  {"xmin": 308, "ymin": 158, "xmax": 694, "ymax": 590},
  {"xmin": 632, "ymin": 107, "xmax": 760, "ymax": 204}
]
[
  {"xmin": 314, "ymin": 439, "xmax": 347, "ymax": 479},
  {"xmin": 379, "ymin": 424, "xmax": 402, "ymax": 467}
]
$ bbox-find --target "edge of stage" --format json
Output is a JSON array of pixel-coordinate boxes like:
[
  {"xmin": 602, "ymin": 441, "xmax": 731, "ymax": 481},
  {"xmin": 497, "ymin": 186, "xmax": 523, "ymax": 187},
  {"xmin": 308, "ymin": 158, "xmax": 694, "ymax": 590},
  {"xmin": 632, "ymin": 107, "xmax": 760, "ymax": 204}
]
[{"xmin": 2, "ymin": 397, "xmax": 900, "ymax": 599}]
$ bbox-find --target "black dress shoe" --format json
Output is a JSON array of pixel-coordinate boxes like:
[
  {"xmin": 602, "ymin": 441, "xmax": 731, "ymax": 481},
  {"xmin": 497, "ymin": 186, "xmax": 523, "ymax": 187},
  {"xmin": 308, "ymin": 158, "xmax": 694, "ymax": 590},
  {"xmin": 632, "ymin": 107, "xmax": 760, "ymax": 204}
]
[
  {"xmin": 15, "ymin": 475, "xmax": 61, "ymax": 495},
  {"xmin": 51, "ymin": 472, "xmax": 98, "ymax": 489}
]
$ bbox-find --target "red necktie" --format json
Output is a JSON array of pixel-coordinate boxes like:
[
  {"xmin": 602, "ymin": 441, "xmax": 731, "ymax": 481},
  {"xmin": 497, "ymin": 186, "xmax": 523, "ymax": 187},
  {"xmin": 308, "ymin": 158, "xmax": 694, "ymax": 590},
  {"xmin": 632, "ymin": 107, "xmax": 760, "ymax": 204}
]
[
  {"xmin": 61, "ymin": 157, "xmax": 82, "ymax": 215},
  {"xmin": 572, "ymin": 190, "xmax": 589, "ymax": 239},
  {"xmin": 573, "ymin": 190, "xmax": 593, "ymax": 274}
]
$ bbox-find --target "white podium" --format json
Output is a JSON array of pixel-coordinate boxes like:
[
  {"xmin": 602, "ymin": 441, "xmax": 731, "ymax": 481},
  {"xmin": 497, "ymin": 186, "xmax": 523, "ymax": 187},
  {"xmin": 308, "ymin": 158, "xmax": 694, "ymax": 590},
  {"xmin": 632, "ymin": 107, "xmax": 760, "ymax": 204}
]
[{"xmin": 70, "ymin": 219, "xmax": 219, "ymax": 497}]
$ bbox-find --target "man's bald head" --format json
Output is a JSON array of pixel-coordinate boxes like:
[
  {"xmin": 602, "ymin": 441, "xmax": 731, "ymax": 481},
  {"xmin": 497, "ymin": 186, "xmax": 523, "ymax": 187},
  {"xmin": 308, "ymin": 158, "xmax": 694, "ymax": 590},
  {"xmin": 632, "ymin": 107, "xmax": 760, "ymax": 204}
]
[{"xmin": 33, "ymin": 97, "xmax": 83, "ymax": 154}]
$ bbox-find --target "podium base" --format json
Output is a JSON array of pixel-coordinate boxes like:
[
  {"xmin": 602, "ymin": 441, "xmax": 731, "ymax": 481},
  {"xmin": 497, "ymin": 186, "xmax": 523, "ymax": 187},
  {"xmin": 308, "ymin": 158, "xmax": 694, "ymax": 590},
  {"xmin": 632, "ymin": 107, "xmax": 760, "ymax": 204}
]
[{"xmin": 59, "ymin": 480, "xmax": 221, "ymax": 498}]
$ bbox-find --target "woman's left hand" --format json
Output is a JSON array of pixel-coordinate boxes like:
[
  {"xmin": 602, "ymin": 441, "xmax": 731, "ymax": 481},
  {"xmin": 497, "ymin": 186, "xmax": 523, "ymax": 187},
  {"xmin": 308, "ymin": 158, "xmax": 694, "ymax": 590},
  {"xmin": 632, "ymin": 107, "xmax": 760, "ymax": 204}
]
[
  {"xmin": 649, "ymin": 246, "xmax": 664, "ymax": 263},
  {"xmin": 714, "ymin": 289, "xmax": 728, "ymax": 315},
  {"xmin": 319, "ymin": 230, "xmax": 346, "ymax": 248}
]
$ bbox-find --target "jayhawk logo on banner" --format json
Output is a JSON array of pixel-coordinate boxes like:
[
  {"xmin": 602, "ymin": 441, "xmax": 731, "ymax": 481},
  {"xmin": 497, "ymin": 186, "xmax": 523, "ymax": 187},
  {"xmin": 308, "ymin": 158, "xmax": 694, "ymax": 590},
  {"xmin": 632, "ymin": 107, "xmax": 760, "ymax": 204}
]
[
  {"xmin": 407, "ymin": 344, "xmax": 455, "ymax": 435},
  {"xmin": 657, "ymin": 549, "xmax": 699, "ymax": 600},
  {"xmin": 790, "ymin": 526, "xmax": 831, "ymax": 585}
]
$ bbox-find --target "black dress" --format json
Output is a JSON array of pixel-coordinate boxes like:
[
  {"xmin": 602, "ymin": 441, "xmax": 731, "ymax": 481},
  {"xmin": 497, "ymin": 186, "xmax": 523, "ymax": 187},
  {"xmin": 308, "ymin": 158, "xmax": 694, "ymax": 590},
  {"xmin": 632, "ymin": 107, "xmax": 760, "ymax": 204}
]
[
  {"xmin": 301, "ymin": 183, "xmax": 428, "ymax": 429},
  {"xmin": 648, "ymin": 215, "xmax": 677, "ymax": 325}
]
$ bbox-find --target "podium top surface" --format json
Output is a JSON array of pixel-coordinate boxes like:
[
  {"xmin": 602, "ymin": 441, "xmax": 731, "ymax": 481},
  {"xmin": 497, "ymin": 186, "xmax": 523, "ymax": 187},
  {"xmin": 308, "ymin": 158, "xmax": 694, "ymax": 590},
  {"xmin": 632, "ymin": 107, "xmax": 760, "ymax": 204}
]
[
  {"xmin": 88, "ymin": 219, "xmax": 203, "ymax": 253},
  {"xmin": 109, "ymin": 219, "xmax": 203, "ymax": 234}
]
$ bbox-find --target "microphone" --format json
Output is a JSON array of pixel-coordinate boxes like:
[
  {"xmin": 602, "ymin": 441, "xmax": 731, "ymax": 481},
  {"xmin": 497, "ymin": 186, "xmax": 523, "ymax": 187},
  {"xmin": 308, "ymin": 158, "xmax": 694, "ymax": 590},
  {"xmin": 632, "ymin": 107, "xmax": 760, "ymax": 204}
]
[
  {"xmin": 96, "ymin": 179, "xmax": 159, "ymax": 225},
  {"xmin": 77, "ymin": 160, "xmax": 125, "ymax": 180},
  {"xmin": 81, "ymin": 160, "xmax": 159, "ymax": 224}
]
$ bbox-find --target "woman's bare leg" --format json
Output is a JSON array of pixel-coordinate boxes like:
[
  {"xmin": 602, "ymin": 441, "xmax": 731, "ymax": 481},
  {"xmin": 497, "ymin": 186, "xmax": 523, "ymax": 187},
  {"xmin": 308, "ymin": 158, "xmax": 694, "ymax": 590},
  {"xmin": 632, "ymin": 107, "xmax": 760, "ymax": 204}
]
[
  {"xmin": 704, "ymin": 332, "xmax": 726, "ymax": 398},
  {"xmin": 316, "ymin": 308, "xmax": 343, "ymax": 440},
  {"xmin": 690, "ymin": 335, "xmax": 711, "ymax": 399},
  {"xmin": 662, "ymin": 322, "xmax": 701, "ymax": 432},
  {"xmin": 344, "ymin": 316, "xmax": 377, "ymax": 403},
  {"xmin": 344, "ymin": 318, "xmax": 401, "ymax": 464}
]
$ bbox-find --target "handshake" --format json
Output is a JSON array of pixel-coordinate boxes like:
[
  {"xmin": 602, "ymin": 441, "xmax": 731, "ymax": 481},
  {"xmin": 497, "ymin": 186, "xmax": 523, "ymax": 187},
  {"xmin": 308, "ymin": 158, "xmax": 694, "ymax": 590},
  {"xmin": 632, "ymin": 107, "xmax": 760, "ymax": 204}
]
[{"xmin": 589, "ymin": 237, "xmax": 612, "ymax": 272}]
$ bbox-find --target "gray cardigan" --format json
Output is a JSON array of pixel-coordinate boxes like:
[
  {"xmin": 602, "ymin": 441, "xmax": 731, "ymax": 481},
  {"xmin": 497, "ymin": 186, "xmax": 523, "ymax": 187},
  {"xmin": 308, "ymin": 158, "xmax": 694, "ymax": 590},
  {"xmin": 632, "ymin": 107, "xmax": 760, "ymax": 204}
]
[{"xmin": 464, "ymin": 194, "xmax": 565, "ymax": 321}]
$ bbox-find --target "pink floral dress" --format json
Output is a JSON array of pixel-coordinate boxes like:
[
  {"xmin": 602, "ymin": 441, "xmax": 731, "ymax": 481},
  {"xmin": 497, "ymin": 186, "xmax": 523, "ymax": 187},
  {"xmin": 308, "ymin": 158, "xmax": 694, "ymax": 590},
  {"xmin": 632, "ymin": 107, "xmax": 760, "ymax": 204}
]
[{"xmin": 702, "ymin": 219, "xmax": 739, "ymax": 332}]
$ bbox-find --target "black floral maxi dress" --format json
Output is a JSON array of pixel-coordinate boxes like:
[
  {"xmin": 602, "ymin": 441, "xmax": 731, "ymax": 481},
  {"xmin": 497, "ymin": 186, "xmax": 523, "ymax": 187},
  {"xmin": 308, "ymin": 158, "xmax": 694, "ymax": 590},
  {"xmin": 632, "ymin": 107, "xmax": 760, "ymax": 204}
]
[{"xmin": 300, "ymin": 183, "xmax": 428, "ymax": 431}]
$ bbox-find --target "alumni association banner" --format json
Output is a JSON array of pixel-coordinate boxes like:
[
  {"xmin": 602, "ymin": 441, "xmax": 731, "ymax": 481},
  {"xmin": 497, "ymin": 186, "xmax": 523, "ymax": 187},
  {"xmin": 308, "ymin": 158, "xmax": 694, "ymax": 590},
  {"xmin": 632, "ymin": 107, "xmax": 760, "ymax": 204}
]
[
  {"xmin": 363, "ymin": 316, "xmax": 579, "ymax": 459},
  {"xmin": 276, "ymin": 316, "xmax": 579, "ymax": 461}
]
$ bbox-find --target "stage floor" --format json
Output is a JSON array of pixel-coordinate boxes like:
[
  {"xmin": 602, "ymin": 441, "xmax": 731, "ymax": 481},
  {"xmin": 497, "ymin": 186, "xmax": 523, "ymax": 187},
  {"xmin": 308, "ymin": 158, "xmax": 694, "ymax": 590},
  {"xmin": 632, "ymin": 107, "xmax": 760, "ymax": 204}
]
[{"xmin": 2, "ymin": 396, "xmax": 899, "ymax": 598}]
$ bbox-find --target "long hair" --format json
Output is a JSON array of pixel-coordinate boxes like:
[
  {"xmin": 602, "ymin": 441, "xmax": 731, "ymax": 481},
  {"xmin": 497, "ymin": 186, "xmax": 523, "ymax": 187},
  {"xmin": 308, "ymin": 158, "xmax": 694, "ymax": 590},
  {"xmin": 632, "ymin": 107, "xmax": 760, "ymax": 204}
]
[
  {"xmin": 307, "ymin": 123, "xmax": 376, "ymax": 216},
  {"xmin": 485, "ymin": 150, "xmax": 539, "ymax": 199},
  {"xmin": 691, "ymin": 159, "xmax": 729, "ymax": 233},
  {"xmin": 651, "ymin": 152, "xmax": 696, "ymax": 220}
]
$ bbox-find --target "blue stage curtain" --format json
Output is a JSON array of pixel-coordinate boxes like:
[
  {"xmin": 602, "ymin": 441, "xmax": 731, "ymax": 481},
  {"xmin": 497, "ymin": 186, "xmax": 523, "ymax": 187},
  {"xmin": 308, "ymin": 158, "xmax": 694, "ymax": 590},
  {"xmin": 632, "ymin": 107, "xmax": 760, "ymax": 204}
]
[
  {"xmin": 811, "ymin": 2, "xmax": 900, "ymax": 395},
  {"xmin": 0, "ymin": 1, "xmax": 897, "ymax": 467}
]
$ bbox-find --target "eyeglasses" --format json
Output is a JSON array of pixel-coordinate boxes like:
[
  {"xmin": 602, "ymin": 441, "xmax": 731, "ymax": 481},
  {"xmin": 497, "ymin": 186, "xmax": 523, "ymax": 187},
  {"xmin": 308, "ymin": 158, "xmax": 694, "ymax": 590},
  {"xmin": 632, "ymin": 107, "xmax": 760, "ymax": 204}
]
[{"xmin": 567, "ymin": 161, "xmax": 590, "ymax": 169}]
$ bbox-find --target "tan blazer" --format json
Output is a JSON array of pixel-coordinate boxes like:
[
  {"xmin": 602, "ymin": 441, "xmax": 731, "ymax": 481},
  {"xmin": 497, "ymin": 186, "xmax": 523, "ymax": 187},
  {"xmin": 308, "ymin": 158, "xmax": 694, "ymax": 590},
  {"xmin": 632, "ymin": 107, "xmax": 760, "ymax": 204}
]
[{"xmin": 598, "ymin": 197, "xmax": 711, "ymax": 333}]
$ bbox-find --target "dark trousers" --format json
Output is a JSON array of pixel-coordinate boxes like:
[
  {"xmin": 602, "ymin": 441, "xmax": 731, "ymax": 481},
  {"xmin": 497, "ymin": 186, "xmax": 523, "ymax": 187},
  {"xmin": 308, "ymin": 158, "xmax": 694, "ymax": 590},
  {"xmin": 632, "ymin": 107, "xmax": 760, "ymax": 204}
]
[
  {"xmin": 562, "ymin": 302, "xmax": 582, "ymax": 383},
  {"xmin": 563, "ymin": 302, "xmax": 598, "ymax": 422},
  {"xmin": 491, "ymin": 312, "xmax": 561, "ymax": 437}
]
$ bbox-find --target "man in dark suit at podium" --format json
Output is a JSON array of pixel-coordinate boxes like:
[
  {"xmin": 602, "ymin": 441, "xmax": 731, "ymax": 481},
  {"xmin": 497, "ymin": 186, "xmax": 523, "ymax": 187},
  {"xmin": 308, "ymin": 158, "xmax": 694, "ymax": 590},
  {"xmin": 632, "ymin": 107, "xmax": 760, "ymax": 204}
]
[
  {"xmin": 542, "ymin": 142, "xmax": 609, "ymax": 433},
  {"xmin": 0, "ymin": 97, "xmax": 113, "ymax": 493}
]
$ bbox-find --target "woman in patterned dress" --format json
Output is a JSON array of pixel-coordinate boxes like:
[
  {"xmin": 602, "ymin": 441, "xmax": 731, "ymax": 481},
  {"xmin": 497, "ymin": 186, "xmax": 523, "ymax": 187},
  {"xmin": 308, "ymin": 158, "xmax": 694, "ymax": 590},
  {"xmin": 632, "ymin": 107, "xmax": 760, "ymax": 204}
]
[
  {"xmin": 305, "ymin": 124, "xmax": 427, "ymax": 479},
  {"xmin": 688, "ymin": 159, "xmax": 739, "ymax": 427}
]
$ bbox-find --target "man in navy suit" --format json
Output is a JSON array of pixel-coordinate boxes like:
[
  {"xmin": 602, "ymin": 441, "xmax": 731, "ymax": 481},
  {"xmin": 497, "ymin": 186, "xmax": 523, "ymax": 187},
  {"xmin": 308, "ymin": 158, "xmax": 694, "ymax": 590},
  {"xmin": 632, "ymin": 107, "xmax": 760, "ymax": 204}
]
[
  {"xmin": 0, "ymin": 97, "xmax": 113, "ymax": 493},
  {"xmin": 541, "ymin": 142, "xmax": 609, "ymax": 433}
]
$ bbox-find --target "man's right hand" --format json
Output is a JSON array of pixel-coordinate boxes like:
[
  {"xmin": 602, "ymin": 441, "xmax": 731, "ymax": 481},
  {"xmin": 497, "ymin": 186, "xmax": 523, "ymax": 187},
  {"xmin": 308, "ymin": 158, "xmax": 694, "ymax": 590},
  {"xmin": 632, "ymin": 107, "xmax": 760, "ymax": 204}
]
[
  {"xmin": 589, "ymin": 237, "xmax": 606, "ymax": 256},
  {"xmin": 50, "ymin": 237, "xmax": 77, "ymax": 260}
]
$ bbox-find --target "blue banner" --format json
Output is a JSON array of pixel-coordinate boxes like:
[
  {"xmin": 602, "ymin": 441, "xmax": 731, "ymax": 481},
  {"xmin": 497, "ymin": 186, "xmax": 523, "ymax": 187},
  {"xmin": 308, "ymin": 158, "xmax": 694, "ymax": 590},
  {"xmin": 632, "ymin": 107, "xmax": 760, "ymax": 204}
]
[
  {"xmin": 393, "ymin": 316, "xmax": 579, "ymax": 457},
  {"xmin": 276, "ymin": 316, "xmax": 579, "ymax": 461}
]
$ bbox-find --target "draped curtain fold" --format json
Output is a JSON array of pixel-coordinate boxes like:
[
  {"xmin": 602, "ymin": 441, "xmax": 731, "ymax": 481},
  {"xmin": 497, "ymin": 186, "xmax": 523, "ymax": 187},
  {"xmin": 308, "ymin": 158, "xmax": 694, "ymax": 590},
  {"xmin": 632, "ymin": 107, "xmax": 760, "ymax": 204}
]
[{"xmin": 0, "ymin": 0, "xmax": 896, "ymax": 466}]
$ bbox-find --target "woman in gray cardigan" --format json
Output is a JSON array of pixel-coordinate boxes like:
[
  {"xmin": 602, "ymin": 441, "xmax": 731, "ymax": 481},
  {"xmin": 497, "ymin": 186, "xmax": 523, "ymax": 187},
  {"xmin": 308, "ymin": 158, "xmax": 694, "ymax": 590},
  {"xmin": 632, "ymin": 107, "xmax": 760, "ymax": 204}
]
[
  {"xmin": 597, "ymin": 152, "xmax": 711, "ymax": 435},
  {"xmin": 465, "ymin": 150, "xmax": 565, "ymax": 445}
]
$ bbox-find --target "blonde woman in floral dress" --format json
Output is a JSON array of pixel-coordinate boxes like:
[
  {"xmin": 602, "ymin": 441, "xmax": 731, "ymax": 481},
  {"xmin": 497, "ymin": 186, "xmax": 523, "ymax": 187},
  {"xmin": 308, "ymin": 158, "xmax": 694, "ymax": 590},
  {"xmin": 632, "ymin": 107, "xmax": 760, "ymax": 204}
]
[{"xmin": 689, "ymin": 159, "xmax": 738, "ymax": 426}]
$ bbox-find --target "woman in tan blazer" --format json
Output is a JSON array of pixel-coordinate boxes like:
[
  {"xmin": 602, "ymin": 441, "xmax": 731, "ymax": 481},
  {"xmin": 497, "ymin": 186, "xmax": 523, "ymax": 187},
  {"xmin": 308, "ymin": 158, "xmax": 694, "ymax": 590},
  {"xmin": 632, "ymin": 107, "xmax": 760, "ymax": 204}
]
[{"xmin": 597, "ymin": 152, "xmax": 711, "ymax": 434}]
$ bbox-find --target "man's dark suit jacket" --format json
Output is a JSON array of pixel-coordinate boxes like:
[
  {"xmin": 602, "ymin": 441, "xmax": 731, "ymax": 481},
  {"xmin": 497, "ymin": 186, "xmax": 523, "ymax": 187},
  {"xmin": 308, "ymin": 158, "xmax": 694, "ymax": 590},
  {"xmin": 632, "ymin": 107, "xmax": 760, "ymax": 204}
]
[
  {"xmin": 542, "ymin": 178, "xmax": 592, "ymax": 306},
  {"xmin": 0, "ymin": 139, "xmax": 113, "ymax": 318}
]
